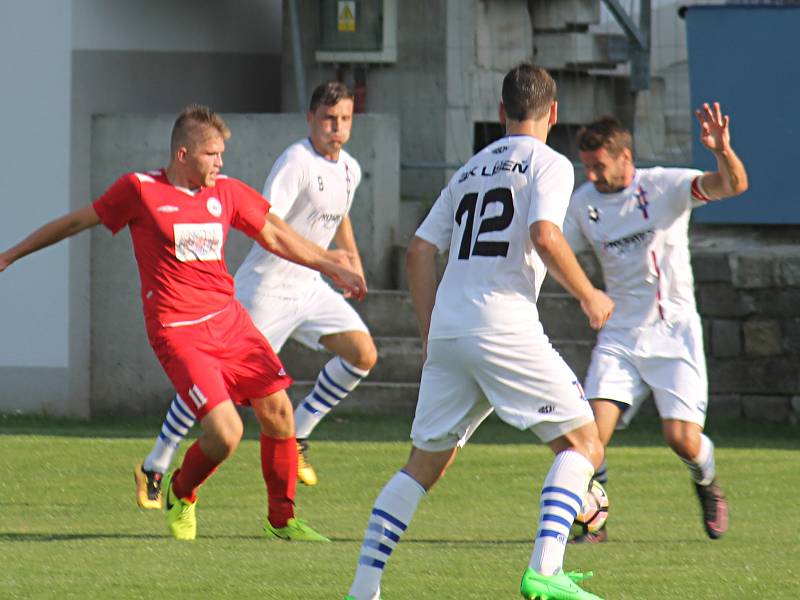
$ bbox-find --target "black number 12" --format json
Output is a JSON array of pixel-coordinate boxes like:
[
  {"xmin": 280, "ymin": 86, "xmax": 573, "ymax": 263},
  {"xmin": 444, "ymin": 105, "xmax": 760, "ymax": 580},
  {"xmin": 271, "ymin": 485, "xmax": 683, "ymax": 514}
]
[{"xmin": 454, "ymin": 187, "xmax": 514, "ymax": 259}]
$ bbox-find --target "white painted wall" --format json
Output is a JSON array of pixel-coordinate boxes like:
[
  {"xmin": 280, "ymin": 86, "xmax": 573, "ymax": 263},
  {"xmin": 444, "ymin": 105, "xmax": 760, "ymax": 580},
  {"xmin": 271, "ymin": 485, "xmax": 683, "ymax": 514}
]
[
  {"xmin": 0, "ymin": 0, "xmax": 281, "ymax": 415},
  {"xmin": 71, "ymin": 0, "xmax": 281, "ymax": 53},
  {"xmin": 0, "ymin": 1, "xmax": 72, "ymax": 367}
]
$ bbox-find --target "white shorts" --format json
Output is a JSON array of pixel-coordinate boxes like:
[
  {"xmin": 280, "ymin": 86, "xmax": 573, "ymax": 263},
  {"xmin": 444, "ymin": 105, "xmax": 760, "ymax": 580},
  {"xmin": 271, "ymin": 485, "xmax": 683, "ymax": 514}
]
[
  {"xmin": 237, "ymin": 282, "xmax": 369, "ymax": 352},
  {"xmin": 410, "ymin": 330, "xmax": 595, "ymax": 451},
  {"xmin": 584, "ymin": 314, "xmax": 708, "ymax": 428}
]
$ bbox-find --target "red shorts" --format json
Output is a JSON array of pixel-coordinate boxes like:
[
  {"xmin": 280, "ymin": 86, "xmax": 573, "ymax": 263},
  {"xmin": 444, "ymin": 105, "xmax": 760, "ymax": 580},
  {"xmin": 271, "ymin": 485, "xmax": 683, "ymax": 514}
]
[{"xmin": 147, "ymin": 301, "xmax": 292, "ymax": 420}]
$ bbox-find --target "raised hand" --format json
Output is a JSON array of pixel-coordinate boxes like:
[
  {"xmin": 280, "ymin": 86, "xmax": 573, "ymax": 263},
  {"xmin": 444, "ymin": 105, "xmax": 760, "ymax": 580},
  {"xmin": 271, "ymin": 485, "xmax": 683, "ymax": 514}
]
[{"xmin": 695, "ymin": 102, "xmax": 731, "ymax": 154}]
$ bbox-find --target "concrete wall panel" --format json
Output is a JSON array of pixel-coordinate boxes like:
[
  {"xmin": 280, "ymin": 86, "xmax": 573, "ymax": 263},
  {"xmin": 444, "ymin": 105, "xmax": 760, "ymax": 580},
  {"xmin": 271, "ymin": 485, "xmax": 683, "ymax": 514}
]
[{"xmin": 89, "ymin": 112, "xmax": 398, "ymax": 415}]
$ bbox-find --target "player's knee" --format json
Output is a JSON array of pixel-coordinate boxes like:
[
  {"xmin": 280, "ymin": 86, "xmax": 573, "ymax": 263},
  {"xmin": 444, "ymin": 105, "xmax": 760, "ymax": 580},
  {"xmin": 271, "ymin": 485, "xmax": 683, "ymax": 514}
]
[
  {"xmin": 346, "ymin": 338, "xmax": 378, "ymax": 371},
  {"xmin": 357, "ymin": 340, "xmax": 378, "ymax": 371},
  {"xmin": 202, "ymin": 420, "xmax": 243, "ymax": 461}
]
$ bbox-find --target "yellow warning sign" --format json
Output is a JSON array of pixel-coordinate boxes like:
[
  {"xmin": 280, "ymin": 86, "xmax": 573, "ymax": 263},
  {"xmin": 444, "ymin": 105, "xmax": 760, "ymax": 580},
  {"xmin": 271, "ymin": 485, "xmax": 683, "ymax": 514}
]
[{"xmin": 338, "ymin": 1, "xmax": 356, "ymax": 32}]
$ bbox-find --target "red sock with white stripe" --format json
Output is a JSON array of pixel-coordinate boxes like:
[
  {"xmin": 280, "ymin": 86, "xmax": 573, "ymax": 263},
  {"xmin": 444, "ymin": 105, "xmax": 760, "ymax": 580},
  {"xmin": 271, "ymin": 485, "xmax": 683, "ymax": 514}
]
[
  {"xmin": 172, "ymin": 441, "xmax": 220, "ymax": 503},
  {"xmin": 261, "ymin": 434, "xmax": 297, "ymax": 528}
]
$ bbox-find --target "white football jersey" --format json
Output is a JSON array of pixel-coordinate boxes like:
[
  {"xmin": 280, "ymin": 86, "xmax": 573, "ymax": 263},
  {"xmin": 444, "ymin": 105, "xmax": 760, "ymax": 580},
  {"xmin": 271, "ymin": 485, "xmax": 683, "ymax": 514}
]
[
  {"xmin": 235, "ymin": 138, "xmax": 362, "ymax": 294},
  {"xmin": 416, "ymin": 135, "xmax": 574, "ymax": 339},
  {"xmin": 564, "ymin": 167, "xmax": 706, "ymax": 330}
]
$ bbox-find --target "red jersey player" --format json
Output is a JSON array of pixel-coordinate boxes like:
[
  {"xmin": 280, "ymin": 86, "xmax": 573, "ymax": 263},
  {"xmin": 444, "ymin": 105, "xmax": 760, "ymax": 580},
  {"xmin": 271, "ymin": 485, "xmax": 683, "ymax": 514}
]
[{"xmin": 0, "ymin": 105, "xmax": 366, "ymax": 541}]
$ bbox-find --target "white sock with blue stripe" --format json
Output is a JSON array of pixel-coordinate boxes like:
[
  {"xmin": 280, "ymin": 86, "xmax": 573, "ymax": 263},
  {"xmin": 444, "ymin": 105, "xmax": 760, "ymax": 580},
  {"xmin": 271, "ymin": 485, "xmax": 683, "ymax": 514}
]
[
  {"xmin": 530, "ymin": 450, "xmax": 595, "ymax": 576},
  {"xmin": 349, "ymin": 470, "xmax": 426, "ymax": 600},
  {"xmin": 295, "ymin": 357, "xmax": 369, "ymax": 439},
  {"xmin": 681, "ymin": 433, "xmax": 716, "ymax": 486},
  {"xmin": 143, "ymin": 394, "xmax": 196, "ymax": 474}
]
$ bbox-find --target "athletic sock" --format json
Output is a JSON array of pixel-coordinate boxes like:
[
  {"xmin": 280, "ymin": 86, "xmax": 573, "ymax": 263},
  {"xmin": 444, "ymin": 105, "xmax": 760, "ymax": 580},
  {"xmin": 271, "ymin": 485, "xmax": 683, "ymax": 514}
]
[
  {"xmin": 530, "ymin": 450, "xmax": 595, "ymax": 576},
  {"xmin": 143, "ymin": 394, "xmax": 195, "ymax": 473},
  {"xmin": 295, "ymin": 357, "xmax": 369, "ymax": 439},
  {"xmin": 681, "ymin": 433, "xmax": 716, "ymax": 486},
  {"xmin": 171, "ymin": 441, "xmax": 220, "ymax": 503},
  {"xmin": 261, "ymin": 434, "xmax": 298, "ymax": 528},
  {"xmin": 594, "ymin": 459, "xmax": 608, "ymax": 485},
  {"xmin": 348, "ymin": 470, "xmax": 426, "ymax": 600}
]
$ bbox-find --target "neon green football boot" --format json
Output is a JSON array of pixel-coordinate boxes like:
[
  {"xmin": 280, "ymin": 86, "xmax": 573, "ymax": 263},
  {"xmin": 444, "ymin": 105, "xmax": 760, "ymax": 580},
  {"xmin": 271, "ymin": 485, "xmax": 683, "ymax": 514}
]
[
  {"xmin": 163, "ymin": 471, "xmax": 197, "ymax": 541},
  {"xmin": 263, "ymin": 517, "xmax": 331, "ymax": 542},
  {"xmin": 520, "ymin": 568, "xmax": 604, "ymax": 600}
]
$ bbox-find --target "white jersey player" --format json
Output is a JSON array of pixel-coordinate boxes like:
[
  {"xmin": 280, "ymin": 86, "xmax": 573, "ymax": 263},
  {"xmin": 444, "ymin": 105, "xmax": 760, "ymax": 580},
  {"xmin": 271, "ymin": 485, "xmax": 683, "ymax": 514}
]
[
  {"xmin": 134, "ymin": 83, "xmax": 378, "ymax": 509},
  {"xmin": 346, "ymin": 63, "xmax": 614, "ymax": 600},
  {"xmin": 564, "ymin": 107, "xmax": 748, "ymax": 543}
]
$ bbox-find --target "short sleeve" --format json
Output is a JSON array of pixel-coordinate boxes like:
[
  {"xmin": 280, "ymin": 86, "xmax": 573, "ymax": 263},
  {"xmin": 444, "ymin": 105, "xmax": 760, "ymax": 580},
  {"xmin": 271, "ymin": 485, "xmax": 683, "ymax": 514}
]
[
  {"xmin": 563, "ymin": 203, "xmax": 590, "ymax": 253},
  {"xmin": 229, "ymin": 179, "xmax": 270, "ymax": 238},
  {"xmin": 92, "ymin": 174, "xmax": 141, "ymax": 234},
  {"xmin": 526, "ymin": 154, "xmax": 575, "ymax": 229},
  {"xmin": 661, "ymin": 168, "xmax": 705, "ymax": 212},
  {"xmin": 262, "ymin": 154, "xmax": 305, "ymax": 220},
  {"xmin": 414, "ymin": 186, "xmax": 455, "ymax": 252}
]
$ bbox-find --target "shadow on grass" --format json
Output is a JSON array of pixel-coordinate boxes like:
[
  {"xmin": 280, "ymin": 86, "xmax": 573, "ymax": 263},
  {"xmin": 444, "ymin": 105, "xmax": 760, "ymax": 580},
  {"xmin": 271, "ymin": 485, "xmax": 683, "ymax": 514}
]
[
  {"xmin": 0, "ymin": 531, "xmax": 715, "ymax": 547},
  {"xmin": 1, "ymin": 413, "xmax": 797, "ymax": 450},
  {"xmin": 0, "ymin": 532, "xmax": 266, "ymax": 543}
]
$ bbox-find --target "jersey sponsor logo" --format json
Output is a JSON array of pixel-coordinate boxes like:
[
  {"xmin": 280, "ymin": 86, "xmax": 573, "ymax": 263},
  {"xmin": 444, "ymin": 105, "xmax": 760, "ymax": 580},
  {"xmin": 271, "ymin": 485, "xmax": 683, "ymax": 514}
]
[
  {"xmin": 634, "ymin": 186, "xmax": 650, "ymax": 219},
  {"xmin": 538, "ymin": 404, "xmax": 555, "ymax": 414},
  {"xmin": 157, "ymin": 205, "xmax": 180, "ymax": 213},
  {"xmin": 588, "ymin": 205, "xmax": 600, "ymax": 223},
  {"xmin": 206, "ymin": 197, "xmax": 222, "ymax": 217},
  {"xmin": 602, "ymin": 228, "xmax": 655, "ymax": 257},
  {"xmin": 308, "ymin": 209, "xmax": 343, "ymax": 229},
  {"xmin": 456, "ymin": 159, "xmax": 529, "ymax": 183},
  {"xmin": 173, "ymin": 223, "xmax": 223, "ymax": 262},
  {"xmin": 491, "ymin": 145, "xmax": 509, "ymax": 154}
]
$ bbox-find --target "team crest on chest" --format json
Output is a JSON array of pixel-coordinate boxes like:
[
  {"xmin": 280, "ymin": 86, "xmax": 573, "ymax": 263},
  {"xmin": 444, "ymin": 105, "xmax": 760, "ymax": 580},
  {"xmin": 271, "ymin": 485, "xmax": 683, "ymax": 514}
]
[
  {"xmin": 587, "ymin": 205, "xmax": 600, "ymax": 223},
  {"xmin": 206, "ymin": 197, "xmax": 222, "ymax": 217}
]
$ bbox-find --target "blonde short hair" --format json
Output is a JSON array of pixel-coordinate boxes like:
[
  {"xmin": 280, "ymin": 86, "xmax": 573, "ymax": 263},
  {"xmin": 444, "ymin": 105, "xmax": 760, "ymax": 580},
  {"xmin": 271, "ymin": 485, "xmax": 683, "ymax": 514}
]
[{"xmin": 170, "ymin": 104, "xmax": 231, "ymax": 155}]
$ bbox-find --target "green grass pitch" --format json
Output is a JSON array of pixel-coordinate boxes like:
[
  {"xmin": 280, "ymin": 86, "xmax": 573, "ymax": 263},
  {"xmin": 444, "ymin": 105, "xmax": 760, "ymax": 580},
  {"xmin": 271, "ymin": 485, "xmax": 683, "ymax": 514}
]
[{"xmin": 0, "ymin": 414, "xmax": 797, "ymax": 599}]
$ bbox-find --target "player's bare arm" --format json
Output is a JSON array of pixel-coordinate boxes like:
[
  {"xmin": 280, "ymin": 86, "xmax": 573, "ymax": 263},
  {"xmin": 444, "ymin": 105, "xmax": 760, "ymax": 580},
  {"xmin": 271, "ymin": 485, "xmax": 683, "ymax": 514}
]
[
  {"xmin": 333, "ymin": 216, "xmax": 367, "ymax": 299},
  {"xmin": 257, "ymin": 213, "xmax": 367, "ymax": 300},
  {"xmin": 695, "ymin": 101, "xmax": 749, "ymax": 199},
  {"xmin": 333, "ymin": 216, "xmax": 365, "ymax": 279},
  {"xmin": 530, "ymin": 220, "xmax": 614, "ymax": 330},
  {"xmin": 405, "ymin": 236, "xmax": 439, "ymax": 362},
  {"xmin": 0, "ymin": 204, "xmax": 101, "ymax": 273}
]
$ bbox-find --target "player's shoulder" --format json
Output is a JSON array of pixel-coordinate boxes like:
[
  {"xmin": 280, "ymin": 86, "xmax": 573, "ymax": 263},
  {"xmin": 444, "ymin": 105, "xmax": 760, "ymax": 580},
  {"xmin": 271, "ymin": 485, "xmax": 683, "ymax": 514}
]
[
  {"xmin": 506, "ymin": 136, "xmax": 572, "ymax": 178},
  {"xmin": 272, "ymin": 139, "xmax": 312, "ymax": 166},
  {"xmin": 639, "ymin": 166, "xmax": 700, "ymax": 193},
  {"xmin": 127, "ymin": 169, "xmax": 164, "ymax": 185},
  {"xmin": 338, "ymin": 147, "xmax": 361, "ymax": 175},
  {"xmin": 571, "ymin": 180, "xmax": 597, "ymax": 206},
  {"xmin": 212, "ymin": 174, "xmax": 257, "ymax": 195}
]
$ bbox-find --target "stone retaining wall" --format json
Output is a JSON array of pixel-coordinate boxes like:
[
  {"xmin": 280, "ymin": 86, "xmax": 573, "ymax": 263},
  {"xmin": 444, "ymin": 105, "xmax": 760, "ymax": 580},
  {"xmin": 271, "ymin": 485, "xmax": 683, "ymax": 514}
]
[{"xmin": 691, "ymin": 237, "xmax": 800, "ymax": 424}]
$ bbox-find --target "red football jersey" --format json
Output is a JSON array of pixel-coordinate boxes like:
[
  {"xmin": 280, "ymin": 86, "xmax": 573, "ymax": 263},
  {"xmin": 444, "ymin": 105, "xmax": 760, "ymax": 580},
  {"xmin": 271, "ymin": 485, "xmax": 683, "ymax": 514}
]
[{"xmin": 93, "ymin": 169, "xmax": 270, "ymax": 327}]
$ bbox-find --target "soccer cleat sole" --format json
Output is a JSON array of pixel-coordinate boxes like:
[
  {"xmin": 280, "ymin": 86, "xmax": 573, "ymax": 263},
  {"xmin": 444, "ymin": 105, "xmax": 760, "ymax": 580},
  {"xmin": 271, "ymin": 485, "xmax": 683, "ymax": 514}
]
[{"xmin": 133, "ymin": 461, "xmax": 162, "ymax": 510}]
